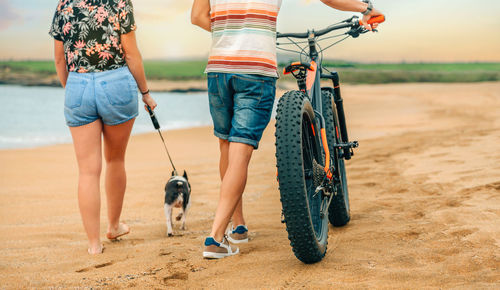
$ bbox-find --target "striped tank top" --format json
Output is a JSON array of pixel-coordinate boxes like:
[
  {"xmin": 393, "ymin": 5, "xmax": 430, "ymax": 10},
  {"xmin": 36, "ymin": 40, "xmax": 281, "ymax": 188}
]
[{"xmin": 206, "ymin": 0, "xmax": 282, "ymax": 78}]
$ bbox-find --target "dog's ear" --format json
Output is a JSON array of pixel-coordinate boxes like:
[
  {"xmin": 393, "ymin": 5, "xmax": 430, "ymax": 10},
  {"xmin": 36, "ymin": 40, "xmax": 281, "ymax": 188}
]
[{"xmin": 183, "ymin": 170, "xmax": 188, "ymax": 180}]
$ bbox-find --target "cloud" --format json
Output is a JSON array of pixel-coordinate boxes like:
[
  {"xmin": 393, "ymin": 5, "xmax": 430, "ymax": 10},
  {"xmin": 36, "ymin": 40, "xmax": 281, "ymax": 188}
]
[{"xmin": 0, "ymin": 0, "xmax": 21, "ymax": 30}]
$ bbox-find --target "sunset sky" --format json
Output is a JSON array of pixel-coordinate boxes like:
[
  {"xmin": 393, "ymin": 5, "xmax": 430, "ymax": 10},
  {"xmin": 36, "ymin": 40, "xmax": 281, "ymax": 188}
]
[{"xmin": 0, "ymin": 0, "xmax": 499, "ymax": 62}]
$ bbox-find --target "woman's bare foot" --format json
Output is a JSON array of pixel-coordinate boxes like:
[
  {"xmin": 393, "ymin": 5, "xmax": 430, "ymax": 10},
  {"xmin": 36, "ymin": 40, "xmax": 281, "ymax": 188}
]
[
  {"xmin": 106, "ymin": 222, "xmax": 130, "ymax": 240},
  {"xmin": 88, "ymin": 244, "xmax": 104, "ymax": 255}
]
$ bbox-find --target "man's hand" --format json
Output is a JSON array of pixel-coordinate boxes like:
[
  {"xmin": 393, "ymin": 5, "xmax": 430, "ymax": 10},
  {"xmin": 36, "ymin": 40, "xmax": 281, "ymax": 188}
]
[
  {"xmin": 362, "ymin": 8, "xmax": 384, "ymax": 31},
  {"xmin": 320, "ymin": 0, "xmax": 385, "ymax": 31}
]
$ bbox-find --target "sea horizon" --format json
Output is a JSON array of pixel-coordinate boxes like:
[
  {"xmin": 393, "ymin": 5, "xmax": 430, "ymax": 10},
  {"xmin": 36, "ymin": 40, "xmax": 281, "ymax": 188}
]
[{"xmin": 0, "ymin": 85, "xmax": 215, "ymax": 150}]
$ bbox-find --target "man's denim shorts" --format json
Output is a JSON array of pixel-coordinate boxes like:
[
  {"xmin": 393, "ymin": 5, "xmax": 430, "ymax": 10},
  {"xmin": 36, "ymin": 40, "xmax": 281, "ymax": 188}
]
[
  {"xmin": 207, "ymin": 73, "xmax": 277, "ymax": 149},
  {"xmin": 64, "ymin": 66, "xmax": 139, "ymax": 127}
]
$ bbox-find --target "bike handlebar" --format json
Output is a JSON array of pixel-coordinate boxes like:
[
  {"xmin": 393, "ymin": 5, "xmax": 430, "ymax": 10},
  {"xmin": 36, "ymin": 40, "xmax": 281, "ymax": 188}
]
[
  {"xmin": 276, "ymin": 15, "xmax": 385, "ymax": 39},
  {"xmin": 277, "ymin": 22, "xmax": 353, "ymax": 39}
]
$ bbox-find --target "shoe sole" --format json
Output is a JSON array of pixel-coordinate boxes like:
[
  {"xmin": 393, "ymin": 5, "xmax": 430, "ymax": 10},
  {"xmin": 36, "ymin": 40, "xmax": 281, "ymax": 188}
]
[
  {"xmin": 203, "ymin": 248, "xmax": 240, "ymax": 259},
  {"xmin": 226, "ymin": 236, "xmax": 249, "ymax": 244}
]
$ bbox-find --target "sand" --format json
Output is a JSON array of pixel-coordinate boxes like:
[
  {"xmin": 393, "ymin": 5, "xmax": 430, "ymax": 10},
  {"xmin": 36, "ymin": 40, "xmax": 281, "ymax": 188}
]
[{"xmin": 0, "ymin": 82, "xmax": 499, "ymax": 288}]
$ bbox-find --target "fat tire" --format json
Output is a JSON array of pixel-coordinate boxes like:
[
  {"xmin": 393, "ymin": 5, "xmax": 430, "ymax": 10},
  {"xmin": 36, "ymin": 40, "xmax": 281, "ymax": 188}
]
[
  {"xmin": 321, "ymin": 89, "xmax": 351, "ymax": 227},
  {"xmin": 275, "ymin": 90, "xmax": 328, "ymax": 264}
]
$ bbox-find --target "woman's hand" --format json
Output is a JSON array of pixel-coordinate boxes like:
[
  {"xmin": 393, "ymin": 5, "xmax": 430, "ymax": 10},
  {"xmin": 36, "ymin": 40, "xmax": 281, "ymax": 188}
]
[
  {"xmin": 362, "ymin": 8, "xmax": 384, "ymax": 31},
  {"xmin": 142, "ymin": 93, "xmax": 157, "ymax": 111}
]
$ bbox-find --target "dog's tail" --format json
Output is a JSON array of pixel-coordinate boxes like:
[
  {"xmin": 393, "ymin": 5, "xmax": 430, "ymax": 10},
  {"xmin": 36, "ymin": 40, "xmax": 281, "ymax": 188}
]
[{"xmin": 176, "ymin": 212, "xmax": 183, "ymax": 221}]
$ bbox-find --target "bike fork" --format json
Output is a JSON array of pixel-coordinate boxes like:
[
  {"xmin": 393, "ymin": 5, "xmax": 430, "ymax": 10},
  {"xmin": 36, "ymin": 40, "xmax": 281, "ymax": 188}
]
[{"xmin": 322, "ymin": 71, "xmax": 357, "ymax": 160}]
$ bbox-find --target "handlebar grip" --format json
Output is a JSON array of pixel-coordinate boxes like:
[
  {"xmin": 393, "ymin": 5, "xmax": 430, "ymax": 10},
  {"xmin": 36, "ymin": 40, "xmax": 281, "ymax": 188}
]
[
  {"xmin": 147, "ymin": 105, "xmax": 161, "ymax": 130},
  {"xmin": 367, "ymin": 15, "xmax": 385, "ymax": 25}
]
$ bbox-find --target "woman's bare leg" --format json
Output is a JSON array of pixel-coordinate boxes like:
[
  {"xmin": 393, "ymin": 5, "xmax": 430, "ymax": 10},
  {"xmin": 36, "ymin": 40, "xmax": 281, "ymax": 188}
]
[
  {"xmin": 69, "ymin": 120, "xmax": 103, "ymax": 254},
  {"xmin": 102, "ymin": 118, "xmax": 135, "ymax": 239}
]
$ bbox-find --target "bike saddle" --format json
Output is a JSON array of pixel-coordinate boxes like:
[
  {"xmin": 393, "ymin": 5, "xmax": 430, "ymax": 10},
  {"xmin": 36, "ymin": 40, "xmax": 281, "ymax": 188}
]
[{"xmin": 283, "ymin": 61, "xmax": 315, "ymax": 76}]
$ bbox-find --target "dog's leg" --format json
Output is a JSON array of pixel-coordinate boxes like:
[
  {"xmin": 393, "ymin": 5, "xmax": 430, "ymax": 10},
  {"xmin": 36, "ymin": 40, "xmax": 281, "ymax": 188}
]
[
  {"xmin": 180, "ymin": 210, "xmax": 187, "ymax": 230},
  {"xmin": 164, "ymin": 204, "xmax": 174, "ymax": 237},
  {"xmin": 181, "ymin": 200, "xmax": 191, "ymax": 230}
]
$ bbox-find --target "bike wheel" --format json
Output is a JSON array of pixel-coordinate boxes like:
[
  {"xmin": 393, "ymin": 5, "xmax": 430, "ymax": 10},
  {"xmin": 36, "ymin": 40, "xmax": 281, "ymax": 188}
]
[
  {"xmin": 276, "ymin": 90, "xmax": 329, "ymax": 264},
  {"xmin": 321, "ymin": 89, "xmax": 351, "ymax": 227}
]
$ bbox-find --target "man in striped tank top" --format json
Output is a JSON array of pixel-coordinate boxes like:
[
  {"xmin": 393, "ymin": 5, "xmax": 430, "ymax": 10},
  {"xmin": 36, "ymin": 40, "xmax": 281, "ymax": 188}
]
[{"xmin": 192, "ymin": 0, "xmax": 383, "ymax": 259}]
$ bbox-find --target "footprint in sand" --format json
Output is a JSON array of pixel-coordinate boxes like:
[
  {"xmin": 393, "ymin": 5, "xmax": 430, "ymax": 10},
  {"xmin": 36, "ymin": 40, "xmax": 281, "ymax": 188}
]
[
  {"xmin": 444, "ymin": 159, "xmax": 465, "ymax": 164},
  {"xmin": 457, "ymin": 169, "xmax": 482, "ymax": 175},
  {"xmin": 94, "ymin": 261, "xmax": 113, "ymax": 269},
  {"xmin": 411, "ymin": 211, "xmax": 425, "ymax": 219},
  {"xmin": 429, "ymin": 153, "xmax": 448, "ymax": 158},
  {"xmin": 485, "ymin": 182, "xmax": 500, "ymax": 191},
  {"xmin": 190, "ymin": 265, "xmax": 206, "ymax": 272},
  {"xmin": 162, "ymin": 272, "xmax": 188, "ymax": 284},
  {"xmin": 448, "ymin": 228, "xmax": 477, "ymax": 239},
  {"xmin": 159, "ymin": 250, "xmax": 172, "ymax": 256},
  {"xmin": 115, "ymin": 238, "xmax": 145, "ymax": 246},
  {"xmin": 75, "ymin": 261, "xmax": 114, "ymax": 273},
  {"xmin": 444, "ymin": 199, "xmax": 462, "ymax": 208}
]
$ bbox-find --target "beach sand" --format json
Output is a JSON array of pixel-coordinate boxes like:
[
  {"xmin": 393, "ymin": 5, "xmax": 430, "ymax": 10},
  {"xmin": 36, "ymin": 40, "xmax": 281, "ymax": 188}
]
[{"xmin": 0, "ymin": 82, "xmax": 499, "ymax": 288}]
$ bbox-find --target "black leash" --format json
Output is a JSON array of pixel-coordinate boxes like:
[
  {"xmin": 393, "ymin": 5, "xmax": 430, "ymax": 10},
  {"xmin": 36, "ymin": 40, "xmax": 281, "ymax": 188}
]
[{"xmin": 146, "ymin": 105, "xmax": 178, "ymax": 175}]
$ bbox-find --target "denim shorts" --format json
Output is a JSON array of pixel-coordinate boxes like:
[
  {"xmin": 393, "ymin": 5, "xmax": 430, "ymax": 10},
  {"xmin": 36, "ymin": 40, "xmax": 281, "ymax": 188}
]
[
  {"xmin": 207, "ymin": 73, "xmax": 277, "ymax": 149},
  {"xmin": 64, "ymin": 66, "xmax": 139, "ymax": 127}
]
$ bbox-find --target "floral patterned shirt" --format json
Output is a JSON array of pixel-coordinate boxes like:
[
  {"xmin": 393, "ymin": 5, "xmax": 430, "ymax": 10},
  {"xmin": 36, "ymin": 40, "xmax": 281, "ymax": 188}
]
[{"xmin": 49, "ymin": 0, "xmax": 137, "ymax": 73}]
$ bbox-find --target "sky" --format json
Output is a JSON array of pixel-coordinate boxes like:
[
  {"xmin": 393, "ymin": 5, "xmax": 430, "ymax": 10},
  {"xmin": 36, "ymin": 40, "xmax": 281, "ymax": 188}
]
[{"xmin": 0, "ymin": 0, "xmax": 499, "ymax": 62}]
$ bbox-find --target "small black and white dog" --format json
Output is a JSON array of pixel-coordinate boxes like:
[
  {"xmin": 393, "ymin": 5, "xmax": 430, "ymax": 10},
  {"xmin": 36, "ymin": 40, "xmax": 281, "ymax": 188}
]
[{"xmin": 164, "ymin": 170, "xmax": 191, "ymax": 237}]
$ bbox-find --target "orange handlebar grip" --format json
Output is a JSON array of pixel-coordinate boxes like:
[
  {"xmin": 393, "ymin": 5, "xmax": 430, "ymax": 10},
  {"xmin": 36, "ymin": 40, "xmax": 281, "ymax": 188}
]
[{"xmin": 367, "ymin": 15, "xmax": 385, "ymax": 25}]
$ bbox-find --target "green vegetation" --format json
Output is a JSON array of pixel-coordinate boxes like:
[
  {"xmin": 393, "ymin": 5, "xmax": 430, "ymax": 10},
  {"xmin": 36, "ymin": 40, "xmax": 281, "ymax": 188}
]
[
  {"xmin": 0, "ymin": 60, "xmax": 208, "ymax": 79},
  {"xmin": 321, "ymin": 61, "xmax": 500, "ymax": 72},
  {"xmin": 322, "ymin": 70, "xmax": 500, "ymax": 84},
  {"xmin": 1, "ymin": 60, "xmax": 499, "ymax": 84},
  {"xmin": 283, "ymin": 61, "xmax": 500, "ymax": 84},
  {"xmin": 0, "ymin": 60, "xmax": 56, "ymax": 74},
  {"xmin": 143, "ymin": 60, "xmax": 207, "ymax": 80}
]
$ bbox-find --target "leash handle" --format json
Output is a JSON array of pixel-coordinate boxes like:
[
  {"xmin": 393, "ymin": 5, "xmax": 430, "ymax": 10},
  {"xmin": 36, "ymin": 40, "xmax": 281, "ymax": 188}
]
[
  {"xmin": 146, "ymin": 105, "xmax": 160, "ymax": 130},
  {"xmin": 146, "ymin": 105, "xmax": 178, "ymax": 173}
]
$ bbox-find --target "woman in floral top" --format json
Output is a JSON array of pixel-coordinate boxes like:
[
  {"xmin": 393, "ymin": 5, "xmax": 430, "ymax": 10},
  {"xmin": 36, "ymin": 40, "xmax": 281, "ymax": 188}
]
[
  {"xmin": 50, "ymin": 0, "xmax": 138, "ymax": 73},
  {"xmin": 49, "ymin": 0, "xmax": 157, "ymax": 255}
]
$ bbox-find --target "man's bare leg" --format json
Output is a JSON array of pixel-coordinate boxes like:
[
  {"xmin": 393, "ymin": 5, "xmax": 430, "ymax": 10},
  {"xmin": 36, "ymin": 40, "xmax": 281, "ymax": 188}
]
[
  {"xmin": 219, "ymin": 139, "xmax": 229, "ymax": 179},
  {"xmin": 218, "ymin": 139, "xmax": 246, "ymax": 227},
  {"xmin": 210, "ymin": 142, "xmax": 253, "ymax": 241}
]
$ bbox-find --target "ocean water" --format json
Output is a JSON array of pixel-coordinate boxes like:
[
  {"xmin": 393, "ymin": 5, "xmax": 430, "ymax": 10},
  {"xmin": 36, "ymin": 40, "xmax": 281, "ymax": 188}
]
[{"xmin": 0, "ymin": 85, "xmax": 213, "ymax": 150}]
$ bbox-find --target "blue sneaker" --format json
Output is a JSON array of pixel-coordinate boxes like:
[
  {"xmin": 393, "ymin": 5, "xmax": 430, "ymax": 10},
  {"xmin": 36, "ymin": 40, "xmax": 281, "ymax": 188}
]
[
  {"xmin": 203, "ymin": 236, "xmax": 239, "ymax": 259},
  {"xmin": 227, "ymin": 225, "xmax": 249, "ymax": 244}
]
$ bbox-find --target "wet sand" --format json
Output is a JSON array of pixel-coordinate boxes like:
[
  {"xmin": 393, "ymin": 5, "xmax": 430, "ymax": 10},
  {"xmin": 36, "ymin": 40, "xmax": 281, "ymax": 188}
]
[{"xmin": 0, "ymin": 82, "xmax": 499, "ymax": 288}]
